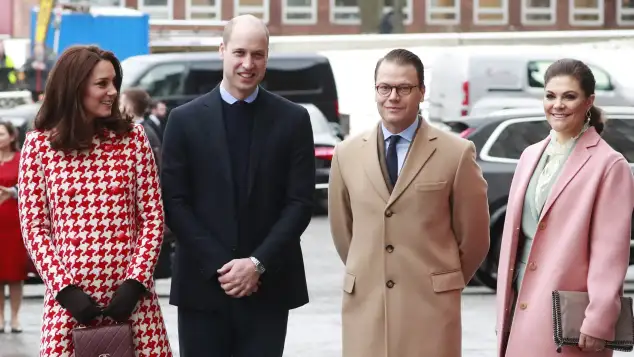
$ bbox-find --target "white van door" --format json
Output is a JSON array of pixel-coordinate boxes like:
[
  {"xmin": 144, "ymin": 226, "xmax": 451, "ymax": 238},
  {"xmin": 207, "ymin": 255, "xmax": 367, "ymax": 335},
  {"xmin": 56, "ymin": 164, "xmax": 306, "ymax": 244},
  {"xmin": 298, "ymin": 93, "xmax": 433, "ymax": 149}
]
[{"xmin": 428, "ymin": 53, "xmax": 467, "ymax": 122}]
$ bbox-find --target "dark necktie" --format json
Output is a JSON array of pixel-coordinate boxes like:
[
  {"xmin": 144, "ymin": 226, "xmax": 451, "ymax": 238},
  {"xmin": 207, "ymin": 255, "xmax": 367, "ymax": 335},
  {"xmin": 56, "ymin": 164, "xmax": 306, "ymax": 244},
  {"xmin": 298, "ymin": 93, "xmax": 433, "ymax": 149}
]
[{"xmin": 386, "ymin": 135, "xmax": 401, "ymax": 186}]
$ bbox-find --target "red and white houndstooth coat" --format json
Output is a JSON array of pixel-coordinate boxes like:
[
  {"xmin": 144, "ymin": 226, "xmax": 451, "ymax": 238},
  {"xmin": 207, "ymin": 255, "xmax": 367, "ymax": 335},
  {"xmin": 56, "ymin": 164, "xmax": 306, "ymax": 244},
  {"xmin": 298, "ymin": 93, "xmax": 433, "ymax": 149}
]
[{"xmin": 18, "ymin": 124, "xmax": 172, "ymax": 357}]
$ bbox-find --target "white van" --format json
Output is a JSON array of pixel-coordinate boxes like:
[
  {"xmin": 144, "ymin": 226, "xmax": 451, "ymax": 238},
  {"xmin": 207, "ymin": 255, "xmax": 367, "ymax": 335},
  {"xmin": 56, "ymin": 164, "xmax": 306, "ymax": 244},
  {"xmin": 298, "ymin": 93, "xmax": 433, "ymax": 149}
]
[{"xmin": 427, "ymin": 45, "xmax": 634, "ymax": 122}]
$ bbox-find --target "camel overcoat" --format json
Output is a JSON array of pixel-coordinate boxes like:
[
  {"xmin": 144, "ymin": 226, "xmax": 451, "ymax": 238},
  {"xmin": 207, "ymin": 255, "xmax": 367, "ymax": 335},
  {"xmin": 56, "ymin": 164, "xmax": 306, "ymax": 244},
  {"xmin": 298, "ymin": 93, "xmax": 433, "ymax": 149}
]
[
  {"xmin": 496, "ymin": 127, "xmax": 634, "ymax": 357},
  {"xmin": 328, "ymin": 120, "xmax": 490, "ymax": 357}
]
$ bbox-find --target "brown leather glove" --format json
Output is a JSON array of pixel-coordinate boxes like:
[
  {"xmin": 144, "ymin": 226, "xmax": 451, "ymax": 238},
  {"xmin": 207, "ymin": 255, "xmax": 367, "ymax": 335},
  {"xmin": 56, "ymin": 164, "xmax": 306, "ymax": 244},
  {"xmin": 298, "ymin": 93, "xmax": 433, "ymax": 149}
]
[
  {"xmin": 103, "ymin": 279, "xmax": 147, "ymax": 323},
  {"xmin": 55, "ymin": 285, "xmax": 102, "ymax": 325}
]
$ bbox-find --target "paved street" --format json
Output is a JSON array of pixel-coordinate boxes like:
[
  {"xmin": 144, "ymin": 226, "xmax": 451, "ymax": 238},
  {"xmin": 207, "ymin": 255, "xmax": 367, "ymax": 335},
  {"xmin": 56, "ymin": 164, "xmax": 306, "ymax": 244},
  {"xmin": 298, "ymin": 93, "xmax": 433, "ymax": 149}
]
[{"xmin": 2, "ymin": 215, "xmax": 634, "ymax": 356}]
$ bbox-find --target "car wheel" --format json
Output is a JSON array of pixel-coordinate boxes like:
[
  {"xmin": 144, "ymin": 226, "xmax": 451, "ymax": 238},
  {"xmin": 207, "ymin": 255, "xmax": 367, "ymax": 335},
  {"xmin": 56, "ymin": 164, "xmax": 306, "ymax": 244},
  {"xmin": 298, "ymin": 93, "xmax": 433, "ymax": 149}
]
[{"xmin": 475, "ymin": 225, "xmax": 503, "ymax": 291}]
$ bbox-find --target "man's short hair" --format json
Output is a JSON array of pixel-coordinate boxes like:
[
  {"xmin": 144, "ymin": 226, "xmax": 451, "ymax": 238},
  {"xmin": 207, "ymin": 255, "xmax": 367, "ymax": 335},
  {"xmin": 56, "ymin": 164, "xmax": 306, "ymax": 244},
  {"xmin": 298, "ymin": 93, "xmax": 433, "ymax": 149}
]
[
  {"xmin": 374, "ymin": 49, "xmax": 425, "ymax": 88},
  {"xmin": 222, "ymin": 15, "xmax": 270, "ymax": 46}
]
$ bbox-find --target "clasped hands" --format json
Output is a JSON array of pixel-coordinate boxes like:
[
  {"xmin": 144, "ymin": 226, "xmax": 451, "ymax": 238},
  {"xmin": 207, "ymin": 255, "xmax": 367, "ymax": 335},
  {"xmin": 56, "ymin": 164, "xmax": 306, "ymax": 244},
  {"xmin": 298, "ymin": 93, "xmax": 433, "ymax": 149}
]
[
  {"xmin": 55, "ymin": 280, "xmax": 146, "ymax": 325},
  {"xmin": 217, "ymin": 258, "xmax": 261, "ymax": 298},
  {"xmin": 579, "ymin": 333, "xmax": 606, "ymax": 352}
]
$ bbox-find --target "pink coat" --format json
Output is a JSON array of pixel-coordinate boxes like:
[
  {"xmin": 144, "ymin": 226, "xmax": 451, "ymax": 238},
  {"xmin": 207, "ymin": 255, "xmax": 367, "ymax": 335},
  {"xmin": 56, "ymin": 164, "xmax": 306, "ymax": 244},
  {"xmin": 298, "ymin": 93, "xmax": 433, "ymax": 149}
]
[{"xmin": 495, "ymin": 126, "xmax": 634, "ymax": 357}]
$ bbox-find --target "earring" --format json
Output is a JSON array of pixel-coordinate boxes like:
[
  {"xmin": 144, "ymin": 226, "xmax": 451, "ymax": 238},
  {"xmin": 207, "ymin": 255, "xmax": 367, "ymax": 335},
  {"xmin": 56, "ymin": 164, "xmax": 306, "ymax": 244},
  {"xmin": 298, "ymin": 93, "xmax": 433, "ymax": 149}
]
[{"xmin": 586, "ymin": 110, "xmax": 591, "ymax": 122}]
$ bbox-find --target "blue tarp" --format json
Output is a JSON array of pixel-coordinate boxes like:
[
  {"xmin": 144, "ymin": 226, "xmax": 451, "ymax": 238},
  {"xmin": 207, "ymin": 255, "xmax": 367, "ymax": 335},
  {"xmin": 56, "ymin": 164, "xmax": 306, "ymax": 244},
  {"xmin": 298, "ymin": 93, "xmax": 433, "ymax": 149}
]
[{"xmin": 30, "ymin": 7, "xmax": 150, "ymax": 61}]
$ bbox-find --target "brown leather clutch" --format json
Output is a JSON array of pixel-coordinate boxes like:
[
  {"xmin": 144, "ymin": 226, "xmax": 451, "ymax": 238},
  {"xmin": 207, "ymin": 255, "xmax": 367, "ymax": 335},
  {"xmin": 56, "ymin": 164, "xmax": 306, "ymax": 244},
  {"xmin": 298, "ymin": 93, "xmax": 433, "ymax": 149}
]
[
  {"xmin": 72, "ymin": 323, "xmax": 135, "ymax": 357},
  {"xmin": 552, "ymin": 290, "xmax": 634, "ymax": 353}
]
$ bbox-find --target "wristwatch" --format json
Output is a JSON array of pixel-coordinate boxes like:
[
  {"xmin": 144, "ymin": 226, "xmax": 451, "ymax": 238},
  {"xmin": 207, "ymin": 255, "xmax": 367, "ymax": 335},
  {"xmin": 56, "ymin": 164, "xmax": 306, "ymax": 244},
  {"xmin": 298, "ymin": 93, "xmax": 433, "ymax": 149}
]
[{"xmin": 250, "ymin": 257, "xmax": 266, "ymax": 274}]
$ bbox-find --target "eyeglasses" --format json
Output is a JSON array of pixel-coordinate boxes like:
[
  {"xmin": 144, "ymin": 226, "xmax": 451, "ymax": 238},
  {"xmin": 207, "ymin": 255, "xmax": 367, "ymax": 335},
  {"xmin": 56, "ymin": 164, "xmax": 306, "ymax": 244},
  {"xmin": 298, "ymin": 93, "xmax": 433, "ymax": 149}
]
[{"xmin": 375, "ymin": 84, "xmax": 419, "ymax": 97}]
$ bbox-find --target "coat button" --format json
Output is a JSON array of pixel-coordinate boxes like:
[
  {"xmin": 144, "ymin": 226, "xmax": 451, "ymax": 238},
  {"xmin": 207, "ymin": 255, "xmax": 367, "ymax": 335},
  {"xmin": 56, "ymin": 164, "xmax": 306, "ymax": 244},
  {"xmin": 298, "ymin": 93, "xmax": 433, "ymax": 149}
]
[
  {"xmin": 71, "ymin": 238, "xmax": 80, "ymax": 247},
  {"xmin": 539, "ymin": 222, "xmax": 547, "ymax": 230},
  {"xmin": 385, "ymin": 210, "xmax": 393, "ymax": 217},
  {"xmin": 68, "ymin": 188, "xmax": 77, "ymax": 196},
  {"xmin": 519, "ymin": 303, "xmax": 528, "ymax": 310},
  {"xmin": 386, "ymin": 280, "xmax": 395, "ymax": 288},
  {"xmin": 386, "ymin": 245, "xmax": 394, "ymax": 253},
  {"xmin": 529, "ymin": 262, "xmax": 537, "ymax": 271},
  {"xmin": 117, "ymin": 233, "xmax": 127, "ymax": 241}
]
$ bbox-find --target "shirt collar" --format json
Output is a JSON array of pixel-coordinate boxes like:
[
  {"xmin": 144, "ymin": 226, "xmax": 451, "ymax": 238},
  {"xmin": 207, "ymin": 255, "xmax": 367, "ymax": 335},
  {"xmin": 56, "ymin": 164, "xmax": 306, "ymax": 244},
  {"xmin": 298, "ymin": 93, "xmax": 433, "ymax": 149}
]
[
  {"xmin": 382, "ymin": 117, "xmax": 419, "ymax": 143},
  {"xmin": 220, "ymin": 84, "xmax": 259, "ymax": 104}
]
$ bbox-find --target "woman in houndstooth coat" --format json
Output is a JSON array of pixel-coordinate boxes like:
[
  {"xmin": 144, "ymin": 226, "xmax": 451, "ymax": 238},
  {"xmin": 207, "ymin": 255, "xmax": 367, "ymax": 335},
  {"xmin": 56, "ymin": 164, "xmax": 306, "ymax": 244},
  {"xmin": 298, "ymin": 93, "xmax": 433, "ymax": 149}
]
[{"xmin": 17, "ymin": 45, "xmax": 172, "ymax": 357}]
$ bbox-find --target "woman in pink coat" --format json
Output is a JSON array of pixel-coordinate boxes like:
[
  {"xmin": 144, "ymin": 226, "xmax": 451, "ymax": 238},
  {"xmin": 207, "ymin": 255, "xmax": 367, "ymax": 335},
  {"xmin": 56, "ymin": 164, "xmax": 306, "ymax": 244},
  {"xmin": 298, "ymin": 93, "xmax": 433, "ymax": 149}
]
[
  {"xmin": 18, "ymin": 45, "xmax": 172, "ymax": 356},
  {"xmin": 496, "ymin": 58, "xmax": 634, "ymax": 357}
]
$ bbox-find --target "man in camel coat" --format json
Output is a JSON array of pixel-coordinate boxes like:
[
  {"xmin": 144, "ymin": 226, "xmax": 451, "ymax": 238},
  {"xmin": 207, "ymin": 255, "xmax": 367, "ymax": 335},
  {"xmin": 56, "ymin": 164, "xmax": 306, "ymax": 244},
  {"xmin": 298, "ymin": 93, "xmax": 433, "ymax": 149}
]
[{"xmin": 328, "ymin": 48, "xmax": 491, "ymax": 357}]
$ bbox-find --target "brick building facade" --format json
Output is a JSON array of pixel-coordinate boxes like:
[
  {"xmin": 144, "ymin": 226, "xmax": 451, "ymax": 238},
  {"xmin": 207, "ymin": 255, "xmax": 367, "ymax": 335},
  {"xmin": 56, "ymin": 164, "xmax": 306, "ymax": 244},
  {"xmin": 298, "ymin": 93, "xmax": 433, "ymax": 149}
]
[{"xmin": 5, "ymin": 0, "xmax": 634, "ymax": 39}]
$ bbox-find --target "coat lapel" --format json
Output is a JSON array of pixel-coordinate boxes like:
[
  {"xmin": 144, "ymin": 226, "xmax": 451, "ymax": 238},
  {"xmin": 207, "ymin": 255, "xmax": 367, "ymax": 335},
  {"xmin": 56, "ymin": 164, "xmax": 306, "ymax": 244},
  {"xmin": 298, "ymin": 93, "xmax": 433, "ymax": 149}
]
[
  {"xmin": 202, "ymin": 88, "xmax": 234, "ymax": 199},
  {"xmin": 377, "ymin": 125, "xmax": 394, "ymax": 193},
  {"xmin": 387, "ymin": 121, "xmax": 436, "ymax": 207},
  {"xmin": 247, "ymin": 88, "xmax": 274, "ymax": 198},
  {"xmin": 362, "ymin": 125, "xmax": 391, "ymax": 203},
  {"xmin": 539, "ymin": 127, "xmax": 599, "ymax": 220}
]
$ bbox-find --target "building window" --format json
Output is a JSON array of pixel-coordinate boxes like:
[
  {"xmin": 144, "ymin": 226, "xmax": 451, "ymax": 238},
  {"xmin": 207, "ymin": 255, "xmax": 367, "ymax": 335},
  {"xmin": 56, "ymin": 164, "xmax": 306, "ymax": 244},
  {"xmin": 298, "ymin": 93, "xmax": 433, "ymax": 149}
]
[
  {"xmin": 473, "ymin": 0, "xmax": 508, "ymax": 25},
  {"xmin": 569, "ymin": 0, "xmax": 604, "ymax": 25},
  {"xmin": 139, "ymin": 0, "xmax": 173, "ymax": 19},
  {"xmin": 426, "ymin": 0, "xmax": 460, "ymax": 25},
  {"xmin": 282, "ymin": 0, "xmax": 317, "ymax": 24},
  {"xmin": 234, "ymin": 0, "xmax": 270, "ymax": 23},
  {"xmin": 383, "ymin": 0, "xmax": 414, "ymax": 25},
  {"xmin": 64, "ymin": 0, "xmax": 125, "ymax": 6},
  {"xmin": 330, "ymin": 0, "xmax": 413, "ymax": 25},
  {"xmin": 186, "ymin": 0, "xmax": 221, "ymax": 20},
  {"xmin": 521, "ymin": 0, "xmax": 556, "ymax": 25},
  {"xmin": 617, "ymin": 0, "xmax": 634, "ymax": 25}
]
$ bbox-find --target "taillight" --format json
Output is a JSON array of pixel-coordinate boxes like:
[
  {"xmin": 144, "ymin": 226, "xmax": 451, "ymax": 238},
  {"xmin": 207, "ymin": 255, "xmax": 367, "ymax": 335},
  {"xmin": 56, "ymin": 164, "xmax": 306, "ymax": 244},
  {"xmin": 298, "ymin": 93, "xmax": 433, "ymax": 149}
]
[
  {"xmin": 315, "ymin": 146, "xmax": 334, "ymax": 160},
  {"xmin": 461, "ymin": 81, "xmax": 469, "ymax": 116},
  {"xmin": 459, "ymin": 127, "xmax": 475, "ymax": 138}
]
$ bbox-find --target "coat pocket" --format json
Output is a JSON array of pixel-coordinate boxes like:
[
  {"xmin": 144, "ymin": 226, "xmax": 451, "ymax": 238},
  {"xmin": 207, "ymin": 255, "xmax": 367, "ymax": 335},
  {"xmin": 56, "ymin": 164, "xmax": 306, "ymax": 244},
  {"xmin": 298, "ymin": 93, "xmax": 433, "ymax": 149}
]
[
  {"xmin": 415, "ymin": 181, "xmax": 446, "ymax": 191},
  {"xmin": 430, "ymin": 269, "xmax": 465, "ymax": 293},
  {"xmin": 343, "ymin": 272, "xmax": 356, "ymax": 294}
]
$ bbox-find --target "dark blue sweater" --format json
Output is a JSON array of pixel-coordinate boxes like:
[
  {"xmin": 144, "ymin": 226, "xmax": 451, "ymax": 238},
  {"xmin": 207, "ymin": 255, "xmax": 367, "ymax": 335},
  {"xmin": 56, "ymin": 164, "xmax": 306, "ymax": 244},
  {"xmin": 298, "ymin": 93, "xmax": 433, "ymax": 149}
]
[{"xmin": 221, "ymin": 98, "xmax": 256, "ymax": 253}]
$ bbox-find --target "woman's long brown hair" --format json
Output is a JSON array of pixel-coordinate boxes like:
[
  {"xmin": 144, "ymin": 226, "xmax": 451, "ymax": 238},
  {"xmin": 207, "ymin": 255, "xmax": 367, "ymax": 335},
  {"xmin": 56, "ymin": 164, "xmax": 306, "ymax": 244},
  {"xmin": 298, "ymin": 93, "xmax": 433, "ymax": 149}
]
[{"xmin": 34, "ymin": 45, "xmax": 132, "ymax": 150}]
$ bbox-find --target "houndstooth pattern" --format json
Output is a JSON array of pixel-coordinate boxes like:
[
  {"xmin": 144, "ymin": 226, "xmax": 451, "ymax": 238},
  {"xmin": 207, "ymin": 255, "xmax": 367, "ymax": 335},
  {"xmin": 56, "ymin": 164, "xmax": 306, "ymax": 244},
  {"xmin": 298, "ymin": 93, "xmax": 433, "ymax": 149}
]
[{"xmin": 18, "ymin": 124, "xmax": 172, "ymax": 357}]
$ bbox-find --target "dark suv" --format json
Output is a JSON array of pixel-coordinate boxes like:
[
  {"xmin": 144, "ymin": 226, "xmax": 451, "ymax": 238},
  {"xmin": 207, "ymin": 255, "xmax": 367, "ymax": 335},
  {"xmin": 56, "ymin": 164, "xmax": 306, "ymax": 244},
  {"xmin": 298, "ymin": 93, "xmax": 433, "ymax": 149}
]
[
  {"xmin": 120, "ymin": 51, "xmax": 343, "ymax": 135},
  {"xmin": 444, "ymin": 106, "xmax": 634, "ymax": 290}
]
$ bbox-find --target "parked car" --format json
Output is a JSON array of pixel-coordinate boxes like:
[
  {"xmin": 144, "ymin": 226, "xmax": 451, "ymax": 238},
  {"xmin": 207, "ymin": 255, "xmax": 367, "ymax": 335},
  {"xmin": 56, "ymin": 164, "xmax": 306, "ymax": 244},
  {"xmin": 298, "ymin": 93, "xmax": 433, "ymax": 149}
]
[
  {"xmin": 120, "ymin": 51, "xmax": 345, "ymax": 137},
  {"xmin": 427, "ymin": 46, "xmax": 634, "ymax": 122},
  {"xmin": 300, "ymin": 103, "xmax": 341, "ymax": 213},
  {"xmin": 445, "ymin": 106, "xmax": 634, "ymax": 291}
]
